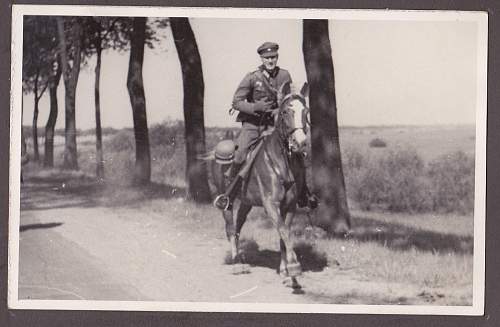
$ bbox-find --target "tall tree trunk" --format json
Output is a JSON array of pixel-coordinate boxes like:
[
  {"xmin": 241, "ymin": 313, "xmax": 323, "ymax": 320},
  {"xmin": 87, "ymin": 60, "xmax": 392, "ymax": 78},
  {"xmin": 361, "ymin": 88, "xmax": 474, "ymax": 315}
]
[
  {"xmin": 126, "ymin": 17, "xmax": 150, "ymax": 185},
  {"xmin": 21, "ymin": 95, "xmax": 27, "ymax": 183},
  {"xmin": 21, "ymin": 95, "xmax": 28, "ymax": 168},
  {"xmin": 170, "ymin": 17, "xmax": 211, "ymax": 203},
  {"xmin": 57, "ymin": 17, "xmax": 81, "ymax": 170},
  {"xmin": 32, "ymin": 75, "xmax": 40, "ymax": 162},
  {"xmin": 303, "ymin": 19, "xmax": 351, "ymax": 234},
  {"xmin": 44, "ymin": 58, "xmax": 62, "ymax": 167},
  {"xmin": 94, "ymin": 40, "xmax": 104, "ymax": 179}
]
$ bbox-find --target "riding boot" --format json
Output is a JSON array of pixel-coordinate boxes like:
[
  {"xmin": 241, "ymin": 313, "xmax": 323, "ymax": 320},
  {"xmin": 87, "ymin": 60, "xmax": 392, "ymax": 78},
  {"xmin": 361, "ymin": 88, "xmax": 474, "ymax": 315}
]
[
  {"xmin": 298, "ymin": 184, "xmax": 319, "ymax": 209},
  {"xmin": 292, "ymin": 152, "xmax": 318, "ymax": 210},
  {"xmin": 213, "ymin": 162, "xmax": 244, "ymax": 210}
]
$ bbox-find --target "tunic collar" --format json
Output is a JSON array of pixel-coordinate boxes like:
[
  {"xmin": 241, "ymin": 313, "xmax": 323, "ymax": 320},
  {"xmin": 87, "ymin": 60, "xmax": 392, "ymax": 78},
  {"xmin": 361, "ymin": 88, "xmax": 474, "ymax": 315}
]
[{"xmin": 259, "ymin": 65, "xmax": 280, "ymax": 79}]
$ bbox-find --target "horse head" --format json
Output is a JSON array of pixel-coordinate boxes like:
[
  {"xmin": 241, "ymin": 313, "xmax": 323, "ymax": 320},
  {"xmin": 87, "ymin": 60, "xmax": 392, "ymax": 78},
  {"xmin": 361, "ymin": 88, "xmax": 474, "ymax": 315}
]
[{"xmin": 276, "ymin": 82, "xmax": 311, "ymax": 152}]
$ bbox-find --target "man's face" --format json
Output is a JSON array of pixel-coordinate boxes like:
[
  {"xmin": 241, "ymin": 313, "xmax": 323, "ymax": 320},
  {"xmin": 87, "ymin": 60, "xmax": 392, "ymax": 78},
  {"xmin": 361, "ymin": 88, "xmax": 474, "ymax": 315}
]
[{"xmin": 261, "ymin": 54, "xmax": 278, "ymax": 71}]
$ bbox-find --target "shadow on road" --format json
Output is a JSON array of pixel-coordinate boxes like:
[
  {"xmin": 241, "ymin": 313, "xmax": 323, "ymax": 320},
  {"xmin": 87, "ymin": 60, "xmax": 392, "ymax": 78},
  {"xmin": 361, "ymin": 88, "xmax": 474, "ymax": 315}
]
[
  {"xmin": 20, "ymin": 222, "xmax": 63, "ymax": 232},
  {"xmin": 233, "ymin": 239, "xmax": 328, "ymax": 273},
  {"xmin": 21, "ymin": 174, "xmax": 187, "ymax": 211}
]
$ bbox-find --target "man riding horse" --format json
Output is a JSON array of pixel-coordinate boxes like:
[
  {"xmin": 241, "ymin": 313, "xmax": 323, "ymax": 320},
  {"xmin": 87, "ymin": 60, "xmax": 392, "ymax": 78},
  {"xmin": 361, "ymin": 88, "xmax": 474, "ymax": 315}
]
[{"xmin": 213, "ymin": 41, "xmax": 317, "ymax": 211}]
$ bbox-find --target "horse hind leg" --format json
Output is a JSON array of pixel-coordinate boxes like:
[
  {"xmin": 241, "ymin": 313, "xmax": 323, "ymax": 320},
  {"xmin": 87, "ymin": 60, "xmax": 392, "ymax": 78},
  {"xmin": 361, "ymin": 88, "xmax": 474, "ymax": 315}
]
[
  {"xmin": 222, "ymin": 210, "xmax": 238, "ymax": 263},
  {"xmin": 236, "ymin": 203, "xmax": 251, "ymax": 237},
  {"xmin": 283, "ymin": 210, "xmax": 302, "ymax": 278},
  {"xmin": 232, "ymin": 203, "xmax": 252, "ymax": 274}
]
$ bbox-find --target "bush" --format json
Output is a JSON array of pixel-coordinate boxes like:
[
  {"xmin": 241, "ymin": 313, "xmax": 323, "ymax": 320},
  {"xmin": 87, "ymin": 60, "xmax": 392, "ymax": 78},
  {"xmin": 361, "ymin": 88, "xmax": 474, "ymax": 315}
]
[
  {"xmin": 105, "ymin": 130, "xmax": 135, "ymax": 152},
  {"xmin": 342, "ymin": 146, "xmax": 474, "ymax": 214},
  {"xmin": 149, "ymin": 121, "xmax": 184, "ymax": 148},
  {"xmin": 369, "ymin": 137, "xmax": 387, "ymax": 148},
  {"xmin": 427, "ymin": 151, "xmax": 475, "ymax": 214},
  {"xmin": 347, "ymin": 147, "xmax": 429, "ymax": 212}
]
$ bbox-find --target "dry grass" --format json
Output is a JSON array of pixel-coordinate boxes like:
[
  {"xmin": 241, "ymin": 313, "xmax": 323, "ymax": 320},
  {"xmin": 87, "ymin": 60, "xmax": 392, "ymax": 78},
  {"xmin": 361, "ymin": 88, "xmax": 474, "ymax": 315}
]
[{"xmin": 239, "ymin": 209, "xmax": 473, "ymax": 293}]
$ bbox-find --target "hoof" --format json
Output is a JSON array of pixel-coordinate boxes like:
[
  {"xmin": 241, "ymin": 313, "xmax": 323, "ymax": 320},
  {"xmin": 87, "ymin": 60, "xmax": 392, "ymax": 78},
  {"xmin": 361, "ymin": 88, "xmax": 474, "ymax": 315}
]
[
  {"xmin": 287, "ymin": 262, "xmax": 302, "ymax": 277},
  {"xmin": 283, "ymin": 276, "xmax": 303, "ymax": 293},
  {"xmin": 232, "ymin": 263, "xmax": 250, "ymax": 275},
  {"xmin": 291, "ymin": 277, "xmax": 302, "ymax": 290}
]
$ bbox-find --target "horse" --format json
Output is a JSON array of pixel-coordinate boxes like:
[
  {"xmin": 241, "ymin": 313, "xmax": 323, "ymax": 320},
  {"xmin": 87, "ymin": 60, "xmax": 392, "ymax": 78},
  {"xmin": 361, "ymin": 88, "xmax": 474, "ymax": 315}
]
[{"xmin": 212, "ymin": 82, "xmax": 311, "ymax": 288}]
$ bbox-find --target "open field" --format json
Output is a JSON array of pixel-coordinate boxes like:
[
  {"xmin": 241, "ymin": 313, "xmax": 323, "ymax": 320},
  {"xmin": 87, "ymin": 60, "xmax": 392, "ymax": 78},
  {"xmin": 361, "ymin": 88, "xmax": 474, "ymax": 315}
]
[
  {"xmin": 339, "ymin": 125, "xmax": 475, "ymax": 162},
  {"xmin": 27, "ymin": 124, "xmax": 475, "ymax": 163}
]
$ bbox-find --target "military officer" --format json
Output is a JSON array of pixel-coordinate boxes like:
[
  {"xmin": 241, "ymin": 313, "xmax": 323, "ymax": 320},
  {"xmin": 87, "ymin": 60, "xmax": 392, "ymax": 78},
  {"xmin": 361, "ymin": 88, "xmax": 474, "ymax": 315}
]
[{"xmin": 214, "ymin": 42, "xmax": 317, "ymax": 210}]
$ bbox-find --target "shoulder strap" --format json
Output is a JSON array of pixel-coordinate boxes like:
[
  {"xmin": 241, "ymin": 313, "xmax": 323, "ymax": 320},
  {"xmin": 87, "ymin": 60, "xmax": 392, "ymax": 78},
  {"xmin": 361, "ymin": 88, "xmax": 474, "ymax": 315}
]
[{"xmin": 254, "ymin": 69, "xmax": 279, "ymax": 97}]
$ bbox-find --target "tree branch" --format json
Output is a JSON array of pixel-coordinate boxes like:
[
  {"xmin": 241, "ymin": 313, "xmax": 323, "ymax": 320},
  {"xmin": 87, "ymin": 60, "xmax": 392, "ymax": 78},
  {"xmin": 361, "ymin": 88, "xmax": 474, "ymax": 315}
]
[
  {"xmin": 103, "ymin": 17, "xmax": 121, "ymax": 39},
  {"xmin": 37, "ymin": 81, "xmax": 49, "ymax": 101}
]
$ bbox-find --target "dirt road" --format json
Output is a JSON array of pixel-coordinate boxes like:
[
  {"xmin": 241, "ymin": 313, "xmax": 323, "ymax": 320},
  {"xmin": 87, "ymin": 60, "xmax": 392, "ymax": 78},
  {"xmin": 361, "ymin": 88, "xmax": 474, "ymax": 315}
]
[{"xmin": 17, "ymin": 175, "xmax": 468, "ymax": 306}]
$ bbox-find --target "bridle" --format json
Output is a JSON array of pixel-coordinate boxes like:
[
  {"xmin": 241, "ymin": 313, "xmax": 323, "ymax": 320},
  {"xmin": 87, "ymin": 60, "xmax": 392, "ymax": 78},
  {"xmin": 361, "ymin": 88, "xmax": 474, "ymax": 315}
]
[{"xmin": 276, "ymin": 94, "xmax": 311, "ymax": 149}]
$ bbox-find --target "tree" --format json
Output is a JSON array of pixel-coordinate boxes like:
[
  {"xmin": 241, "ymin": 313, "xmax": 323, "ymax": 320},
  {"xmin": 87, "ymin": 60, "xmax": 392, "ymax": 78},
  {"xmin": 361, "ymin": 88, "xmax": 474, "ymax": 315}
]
[
  {"xmin": 170, "ymin": 17, "xmax": 211, "ymax": 202},
  {"xmin": 23, "ymin": 16, "xmax": 57, "ymax": 163},
  {"xmin": 57, "ymin": 16, "xmax": 83, "ymax": 170},
  {"xmin": 81, "ymin": 17, "xmax": 123, "ymax": 178},
  {"xmin": 21, "ymin": 97, "xmax": 29, "ymax": 167},
  {"xmin": 30, "ymin": 68, "xmax": 48, "ymax": 162},
  {"xmin": 303, "ymin": 19, "xmax": 351, "ymax": 234},
  {"xmin": 126, "ymin": 17, "xmax": 151, "ymax": 185},
  {"xmin": 44, "ymin": 57, "xmax": 62, "ymax": 167}
]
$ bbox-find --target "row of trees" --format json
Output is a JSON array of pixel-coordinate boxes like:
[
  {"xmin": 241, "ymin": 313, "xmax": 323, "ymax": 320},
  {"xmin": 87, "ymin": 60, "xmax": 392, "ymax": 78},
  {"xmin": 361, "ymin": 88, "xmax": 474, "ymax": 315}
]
[{"xmin": 22, "ymin": 16, "xmax": 350, "ymax": 233}]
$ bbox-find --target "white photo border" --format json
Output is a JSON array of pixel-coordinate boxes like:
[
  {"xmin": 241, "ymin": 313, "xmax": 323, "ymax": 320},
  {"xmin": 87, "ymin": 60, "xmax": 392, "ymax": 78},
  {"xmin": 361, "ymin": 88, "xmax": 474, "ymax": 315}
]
[{"xmin": 8, "ymin": 4, "xmax": 488, "ymax": 315}]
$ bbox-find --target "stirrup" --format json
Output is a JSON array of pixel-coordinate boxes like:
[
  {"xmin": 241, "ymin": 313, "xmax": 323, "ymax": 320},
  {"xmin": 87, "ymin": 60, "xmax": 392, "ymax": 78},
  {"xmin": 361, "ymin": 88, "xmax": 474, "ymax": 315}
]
[
  {"xmin": 298, "ymin": 194, "xmax": 319, "ymax": 209},
  {"xmin": 213, "ymin": 194, "xmax": 230, "ymax": 210},
  {"xmin": 308, "ymin": 194, "xmax": 319, "ymax": 209}
]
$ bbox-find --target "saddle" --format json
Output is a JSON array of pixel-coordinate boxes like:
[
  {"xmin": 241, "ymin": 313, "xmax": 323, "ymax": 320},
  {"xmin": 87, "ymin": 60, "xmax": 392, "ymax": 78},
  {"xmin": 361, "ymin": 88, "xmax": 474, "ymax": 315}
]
[{"xmin": 214, "ymin": 132, "xmax": 295, "ymax": 196}]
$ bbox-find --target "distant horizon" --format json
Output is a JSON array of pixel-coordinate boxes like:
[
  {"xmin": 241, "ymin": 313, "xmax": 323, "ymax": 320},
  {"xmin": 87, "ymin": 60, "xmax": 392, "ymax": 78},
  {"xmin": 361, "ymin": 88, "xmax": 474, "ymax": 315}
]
[{"xmin": 20, "ymin": 121, "xmax": 476, "ymax": 135}]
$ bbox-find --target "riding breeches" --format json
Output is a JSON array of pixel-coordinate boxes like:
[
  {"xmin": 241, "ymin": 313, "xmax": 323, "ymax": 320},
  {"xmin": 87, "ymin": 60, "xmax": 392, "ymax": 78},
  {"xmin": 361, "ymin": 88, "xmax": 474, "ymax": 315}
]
[{"xmin": 234, "ymin": 122, "xmax": 271, "ymax": 164}]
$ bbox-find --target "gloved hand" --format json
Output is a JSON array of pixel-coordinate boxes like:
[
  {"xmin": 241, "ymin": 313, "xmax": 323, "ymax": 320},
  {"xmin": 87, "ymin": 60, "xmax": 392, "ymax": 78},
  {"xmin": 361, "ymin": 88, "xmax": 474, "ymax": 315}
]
[{"xmin": 253, "ymin": 98, "xmax": 274, "ymax": 113}]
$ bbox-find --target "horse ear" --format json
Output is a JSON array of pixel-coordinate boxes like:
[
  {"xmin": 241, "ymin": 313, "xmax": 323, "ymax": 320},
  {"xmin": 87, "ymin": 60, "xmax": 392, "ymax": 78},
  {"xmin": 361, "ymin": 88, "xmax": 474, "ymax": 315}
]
[
  {"xmin": 277, "ymin": 81, "xmax": 292, "ymax": 105},
  {"xmin": 300, "ymin": 82, "xmax": 309, "ymax": 98}
]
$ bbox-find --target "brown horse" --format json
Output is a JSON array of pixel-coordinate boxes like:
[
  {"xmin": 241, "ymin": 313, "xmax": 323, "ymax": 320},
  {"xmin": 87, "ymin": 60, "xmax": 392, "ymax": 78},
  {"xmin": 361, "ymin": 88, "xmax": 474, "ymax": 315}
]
[{"xmin": 212, "ymin": 82, "xmax": 311, "ymax": 288}]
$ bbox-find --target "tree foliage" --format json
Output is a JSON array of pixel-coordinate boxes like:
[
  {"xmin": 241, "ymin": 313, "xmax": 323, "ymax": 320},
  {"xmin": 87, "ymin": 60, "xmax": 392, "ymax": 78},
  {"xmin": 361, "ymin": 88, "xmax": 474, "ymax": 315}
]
[
  {"xmin": 22, "ymin": 16, "xmax": 58, "ymax": 94},
  {"xmin": 23, "ymin": 16, "xmax": 60, "ymax": 162}
]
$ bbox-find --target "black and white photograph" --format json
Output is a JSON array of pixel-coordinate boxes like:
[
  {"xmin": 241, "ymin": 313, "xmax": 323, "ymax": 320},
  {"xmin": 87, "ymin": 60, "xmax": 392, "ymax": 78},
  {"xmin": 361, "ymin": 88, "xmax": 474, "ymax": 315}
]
[{"xmin": 8, "ymin": 5, "xmax": 487, "ymax": 314}]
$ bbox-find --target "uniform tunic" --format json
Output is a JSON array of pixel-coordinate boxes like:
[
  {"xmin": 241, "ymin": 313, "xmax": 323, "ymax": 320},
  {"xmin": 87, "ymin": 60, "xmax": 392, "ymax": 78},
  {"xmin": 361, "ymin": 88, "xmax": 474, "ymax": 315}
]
[{"xmin": 232, "ymin": 65, "xmax": 292, "ymax": 163}]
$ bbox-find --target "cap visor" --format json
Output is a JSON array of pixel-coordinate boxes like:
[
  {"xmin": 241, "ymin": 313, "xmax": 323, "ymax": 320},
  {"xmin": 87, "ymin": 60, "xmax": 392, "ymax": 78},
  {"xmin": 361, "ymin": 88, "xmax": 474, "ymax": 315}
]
[{"xmin": 260, "ymin": 51, "xmax": 278, "ymax": 58}]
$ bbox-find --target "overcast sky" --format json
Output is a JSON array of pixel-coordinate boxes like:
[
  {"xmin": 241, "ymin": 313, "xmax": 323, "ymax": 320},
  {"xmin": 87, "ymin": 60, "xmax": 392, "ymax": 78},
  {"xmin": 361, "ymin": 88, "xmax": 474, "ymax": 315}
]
[{"xmin": 22, "ymin": 17, "xmax": 479, "ymax": 130}]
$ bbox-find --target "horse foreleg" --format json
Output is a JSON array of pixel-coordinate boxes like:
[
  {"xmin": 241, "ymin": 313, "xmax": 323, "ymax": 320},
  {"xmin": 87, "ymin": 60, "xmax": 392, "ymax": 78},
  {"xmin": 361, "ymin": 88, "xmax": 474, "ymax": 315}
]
[
  {"xmin": 262, "ymin": 201, "xmax": 302, "ymax": 278},
  {"xmin": 279, "ymin": 239, "xmax": 288, "ymax": 277}
]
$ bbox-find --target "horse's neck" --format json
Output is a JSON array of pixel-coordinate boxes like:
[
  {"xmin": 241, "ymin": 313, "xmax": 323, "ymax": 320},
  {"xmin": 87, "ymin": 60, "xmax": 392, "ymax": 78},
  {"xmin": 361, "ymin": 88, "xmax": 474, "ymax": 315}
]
[
  {"xmin": 265, "ymin": 128, "xmax": 289, "ymax": 162},
  {"xmin": 256, "ymin": 128, "xmax": 294, "ymax": 187}
]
